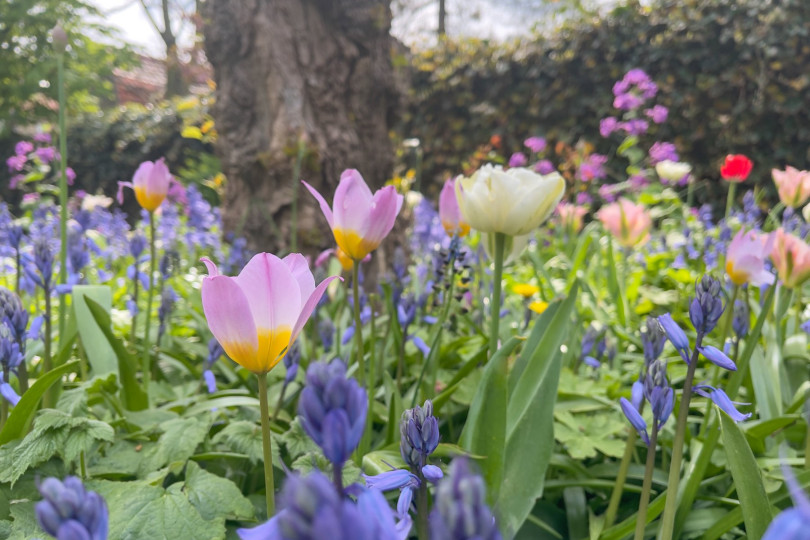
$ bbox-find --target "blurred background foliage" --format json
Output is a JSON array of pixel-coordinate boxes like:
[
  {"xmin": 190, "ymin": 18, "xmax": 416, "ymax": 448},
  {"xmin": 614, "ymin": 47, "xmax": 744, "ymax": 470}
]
[{"xmin": 400, "ymin": 0, "xmax": 810, "ymax": 204}]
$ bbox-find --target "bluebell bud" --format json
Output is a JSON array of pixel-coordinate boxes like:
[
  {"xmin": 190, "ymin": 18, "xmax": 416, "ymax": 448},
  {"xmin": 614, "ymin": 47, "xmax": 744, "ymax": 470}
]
[
  {"xmin": 35, "ymin": 476, "xmax": 108, "ymax": 540},
  {"xmin": 0, "ymin": 325, "xmax": 23, "ymax": 377},
  {"xmin": 698, "ymin": 345, "xmax": 737, "ymax": 371},
  {"xmin": 156, "ymin": 286, "xmax": 177, "ymax": 341},
  {"xmin": 129, "ymin": 233, "xmax": 146, "ymax": 259},
  {"xmin": 732, "ymin": 299, "xmax": 749, "ymax": 339},
  {"xmin": 7, "ymin": 225, "xmax": 23, "ymax": 251},
  {"xmin": 298, "ymin": 360, "xmax": 367, "ymax": 467},
  {"xmin": 580, "ymin": 325, "xmax": 600, "ymax": 358},
  {"xmin": 283, "ymin": 343, "xmax": 300, "ymax": 385},
  {"xmin": 317, "ymin": 318, "xmax": 335, "ymax": 352},
  {"xmin": 401, "ymin": 400, "xmax": 440, "ymax": 468},
  {"xmin": 658, "ymin": 313, "xmax": 690, "ymax": 362},
  {"xmin": 620, "ymin": 397, "xmax": 649, "ymax": 445},
  {"xmin": 429, "ymin": 459, "xmax": 502, "ymax": 540},
  {"xmin": 693, "ymin": 385, "xmax": 751, "ymax": 422},
  {"xmin": 641, "ymin": 317, "xmax": 665, "ymax": 366},
  {"xmin": 689, "ymin": 275, "xmax": 724, "ymax": 335},
  {"xmin": 762, "ymin": 462, "xmax": 810, "ymax": 540},
  {"xmin": 27, "ymin": 236, "xmax": 55, "ymax": 290},
  {"xmin": 0, "ymin": 287, "xmax": 28, "ymax": 343}
]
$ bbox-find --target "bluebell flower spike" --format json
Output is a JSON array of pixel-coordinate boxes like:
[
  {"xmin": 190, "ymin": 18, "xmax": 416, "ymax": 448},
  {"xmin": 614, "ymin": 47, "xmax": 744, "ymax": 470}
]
[{"xmin": 620, "ymin": 397, "xmax": 650, "ymax": 445}]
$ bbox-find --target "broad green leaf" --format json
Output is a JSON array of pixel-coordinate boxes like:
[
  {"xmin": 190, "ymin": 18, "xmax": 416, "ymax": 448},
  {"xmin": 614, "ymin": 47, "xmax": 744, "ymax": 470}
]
[
  {"xmin": 600, "ymin": 492, "xmax": 666, "ymax": 540},
  {"xmin": 362, "ymin": 448, "xmax": 407, "ymax": 475},
  {"xmin": 84, "ymin": 297, "xmax": 148, "ymax": 411},
  {"xmin": 184, "ymin": 395, "xmax": 260, "ymax": 416},
  {"xmin": 140, "ymin": 417, "xmax": 209, "ymax": 474},
  {"xmin": 89, "ymin": 479, "xmax": 220, "ymax": 540},
  {"xmin": 183, "ymin": 461, "xmax": 254, "ymax": 521},
  {"xmin": 212, "ymin": 420, "xmax": 281, "ymax": 465},
  {"xmin": 71, "ymin": 285, "xmax": 117, "ymax": 374},
  {"xmin": 563, "ymin": 487, "xmax": 588, "ymax": 540},
  {"xmin": 750, "ymin": 343, "xmax": 780, "ymax": 421},
  {"xmin": 496, "ymin": 283, "xmax": 577, "ymax": 536},
  {"xmin": 719, "ymin": 411, "xmax": 773, "ymax": 538},
  {"xmin": 0, "ymin": 360, "xmax": 79, "ymax": 445},
  {"xmin": 605, "ymin": 240, "xmax": 627, "ymax": 327}
]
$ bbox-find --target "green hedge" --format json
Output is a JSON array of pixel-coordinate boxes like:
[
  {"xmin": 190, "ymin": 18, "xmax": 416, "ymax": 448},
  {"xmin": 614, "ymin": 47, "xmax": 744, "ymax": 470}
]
[{"xmin": 401, "ymin": 0, "xmax": 810, "ymax": 204}]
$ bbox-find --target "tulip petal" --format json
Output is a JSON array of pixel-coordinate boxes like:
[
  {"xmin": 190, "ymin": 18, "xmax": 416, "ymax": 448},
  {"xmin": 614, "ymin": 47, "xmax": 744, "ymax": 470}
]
[
  {"xmin": 302, "ymin": 180, "xmax": 334, "ymax": 228},
  {"xmin": 283, "ymin": 253, "xmax": 316, "ymax": 301},
  {"xmin": 333, "ymin": 169, "xmax": 373, "ymax": 233},
  {"xmin": 236, "ymin": 253, "xmax": 302, "ymax": 333},
  {"xmin": 201, "ymin": 275, "xmax": 259, "ymax": 369},
  {"xmin": 291, "ymin": 275, "xmax": 342, "ymax": 343},
  {"xmin": 200, "ymin": 257, "xmax": 220, "ymax": 277},
  {"xmin": 363, "ymin": 185, "xmax": 403, "ymax": 248}
]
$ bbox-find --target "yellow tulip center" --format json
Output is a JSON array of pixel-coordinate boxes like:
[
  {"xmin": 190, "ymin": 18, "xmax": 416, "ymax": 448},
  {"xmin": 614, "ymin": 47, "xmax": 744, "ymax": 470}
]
[
  {"xmin": 134, "ymin": 185, "xmax": 166, "ymax": 213},
  {"xmin": 223, "ymin": 326, "xmax": 292, "ymax": 374},
  {"xmin": 333, "ymin": 228, "xmax": 377, "ymax": 261},
  {"xmin": 725, "ymin": 260, "xmax": 748, "ymax": 286}
]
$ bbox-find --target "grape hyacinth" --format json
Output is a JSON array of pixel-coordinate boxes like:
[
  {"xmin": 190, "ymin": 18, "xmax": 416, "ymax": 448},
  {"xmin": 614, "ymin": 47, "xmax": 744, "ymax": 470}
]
[{"xmin": 35, "ymin": 476, "xmax": 108, "ymax": 540}]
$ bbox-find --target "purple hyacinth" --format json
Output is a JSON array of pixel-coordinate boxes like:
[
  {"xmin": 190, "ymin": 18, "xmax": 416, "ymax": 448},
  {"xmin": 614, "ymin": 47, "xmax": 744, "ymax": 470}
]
[
  {"xmin": 534, "ymin": 159, "xmax": 556, "ymax": 175},
  {"xmin": 508, "ymin": 152, "xmax": 527, "ymax": 168},
  {"xmin": 35, "ymin": 476, "xmax": 108, "ymax": 540},
  {"xmin": 429, "ymin": 459, "xmax": 502, "ymax": 540},
  {"xmin": 600, "ymin": 117, "xmax": 620, "ymax": 137},
  {"xmin": 298, "ymin": 360, "xmax": 367, "ymax": 468},
  {"xmin": 645, "ymin": 105, "xmax": 668, "ymax": 124},
  {"xmin": 524, "ymin": 136, "xmax": 546, "ymax": 153},
  {"xmin": 648, "ymin": 142, "xmax": 679, "ymax": 166}
]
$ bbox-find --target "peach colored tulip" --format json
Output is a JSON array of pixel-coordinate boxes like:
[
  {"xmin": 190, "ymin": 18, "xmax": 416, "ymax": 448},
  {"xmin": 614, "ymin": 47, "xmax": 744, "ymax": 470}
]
[
  {"xmin": 304, "ymin": 170, "xmax": 403, "ymax": 261},
  {"xmin": 770, "ymin": 228, "xmax": 810, "ymax": 288},
  {"xmin": 725, "ymin": 229, "xmax": 775, "ymax": 286},
  {"xmin": 201, "ymin": 253, "xmax": 340, "ymax": 373},
  {"xmin": 596, "ymin": 198, "xmax": 652, "ymax": 248},
  {"xmin": 772, "ymin": 166, "xmax": 810, "ymax": 208},
  {"xmin": 556, "ymin": 202, "xmax": 588, "ymax": 233}
]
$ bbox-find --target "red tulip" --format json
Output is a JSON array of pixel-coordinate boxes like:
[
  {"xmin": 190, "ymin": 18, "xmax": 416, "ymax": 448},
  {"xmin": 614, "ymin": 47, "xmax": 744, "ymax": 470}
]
[{"xmin": 720, "ymin": 154, "xmax": 753, "ymax": 183}]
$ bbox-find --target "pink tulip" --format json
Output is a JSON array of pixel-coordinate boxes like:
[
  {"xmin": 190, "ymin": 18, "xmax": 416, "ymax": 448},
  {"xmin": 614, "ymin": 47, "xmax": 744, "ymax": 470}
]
[
  {"xmin": 772, "ymin": 166, "xmax": 810, "ymax": 208},
  {"xmin": 725, "ymin": 229, "xmax": 775, "ymax": 286},
  {"xmin": 303, "ymin": 169, "xmax": 403, "ymax": 261},
  {"xmin": 439, "ymin": 178, "xmax": 470, "ymax": 237},
  {"xmin": 770, "ymin": 228, "xmax": 810, "ymax": 288},
  {"xmin": 555, "ymin": 202, "xmax": 588, "ymax": 233},
  {"xmin": 118, "ymin": 158, "xmax": 173, "ymax": 212},
  {"xmin": 596, "ymin": 198, "xmax": 652, "ymax": 248},
  {"xmin": 201, "ymin": 253, "xmax": 340, "ymax": 374}
]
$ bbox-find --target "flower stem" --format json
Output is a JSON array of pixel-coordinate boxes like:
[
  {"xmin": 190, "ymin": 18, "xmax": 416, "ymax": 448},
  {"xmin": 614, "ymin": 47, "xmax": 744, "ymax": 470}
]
[
  {"xmin": 43, "ymin": 289, "xmax": 53, "ymax": 408},
  {"xmin": 130, "ymin": 265, "xmax": 140, "ymax": 346},
  {"xmin": 333, "ymin": 459, "xmax": 343, "ymax": 495},
  {"xmin": 56, "ymin": 52, "xmax": 68, "ymax": 340},
  {"xmin": 658, "ymin": 336, "xmax": 703, "ymax": 540},
  {"xmin": 416, "ymin": 469, "xmax": 429, "ymax": 540},
  {"xmin": 724, "ymin": 181, "xmax": 737, "ymax": 220},
  {"xmin": 256, "ymin": 373, "xmax": 276, "ymax": 517},
  {"xmin": 141, "ymin": 212, "xmax": 157, "ymax": 402},
  {"xmin": 489, "ymin": 233, "xmax": 506, "ymax": 359},
  {"xmin": 351, "ymin": 263, "xmax": 365, "ymax": 386},
  {"xmin": 634, "ymin": 426, "xmax": 659, "ymax": 540},
  {"xmin": 605, "ymin": 429, "xmax": 637, "ymax": 527}
]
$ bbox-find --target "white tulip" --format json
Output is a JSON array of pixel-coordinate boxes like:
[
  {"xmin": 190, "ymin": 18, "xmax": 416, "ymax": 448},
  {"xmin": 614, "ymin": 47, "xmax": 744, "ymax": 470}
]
[
  {"xmin": 803, "ymin": 201, "xmax": 810, "ymax": 222},
  {"xmin": 455, "ymin": 164, "xmax": 564, "ymax": 237},
  {"xmin": 655, "ymin": 160, "xmax": 691, "ymax": 182}
]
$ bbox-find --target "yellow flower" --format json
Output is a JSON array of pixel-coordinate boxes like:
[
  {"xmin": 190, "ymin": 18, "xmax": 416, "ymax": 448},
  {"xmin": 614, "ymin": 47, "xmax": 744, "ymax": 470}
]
[
  {"xmin": 529, "ymin": 301, "xmax": 549, "ymax": 314},
  {"xmin": 512, "ymin": 283, "xmax": 539, "ymax": 298}
]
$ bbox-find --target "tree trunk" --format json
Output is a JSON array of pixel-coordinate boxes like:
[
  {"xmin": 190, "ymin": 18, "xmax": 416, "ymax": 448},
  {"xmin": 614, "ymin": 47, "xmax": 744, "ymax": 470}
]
[{"xmin": 202, "ymin": 0, "xmax": 399, "ymax": 256}]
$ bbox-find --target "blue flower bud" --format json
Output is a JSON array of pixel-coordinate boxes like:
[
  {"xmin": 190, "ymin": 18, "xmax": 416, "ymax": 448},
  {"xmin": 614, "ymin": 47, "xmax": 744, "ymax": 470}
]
[
  {"xmin": 698, "ymin": 345, "xmax": 737, "ymax": 371},
  {"xmin": 35, "ymin": 476, "xmax": 108, "ymax": 540},
  {"xmin": 691, "ymin": 276, "xmax": 724, "ymax": 334},
  {"xmin": 429, "ymin": 459, "xmax": 502, "ymax": 540},
  {"xmin": 658, "ymin": 313, "xmax": 690, "ymax": 362},
  {"xmin": 401, "ymin": 400, "xmax": 440, "ymax": 468},
  {"xmin": 732, "ymin": 299, "xmax": 749, "ymax": 338},
  {"xmin": 620, "ymin": 397, "xmax": 649, "ymax": 445},
  {"xmin": 762, "ymin": 462, "xmax": 810, "ymax": 539},
  {"xmin": 641, "ymin": 316, "xmax": 666, "ymax": 365},
  {"xmin": 693, "ymin": 385, "xmax": 751, "ymax": 422}
]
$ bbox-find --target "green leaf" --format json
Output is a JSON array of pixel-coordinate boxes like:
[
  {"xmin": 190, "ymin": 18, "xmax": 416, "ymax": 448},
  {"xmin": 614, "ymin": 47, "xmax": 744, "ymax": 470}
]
[
  {"xmin": 0, "ymin": 360, "xmax": 79, "ymax": 445},
  {"xmin": 71, "ymin": 285, "xmax": 117, "ymax": 374},
  {"xmin": 497, "ymin": 283, "xmax": 578, "ymax": 537},
  {"xmin": 89, "ymin": 479, "xmax": 221, "ymax": 540},
  {"xmin": 184, "ymin": 395, "xmax": 260, "ymax": 416},
  {"xmin": 563, "ymin": 487, "xmax": 588, "ymax": 540},
  {"xmin": 212, "ymin": 420, "xmax": 267, "ymax": 465},
  {"xmin": 84, "ymin": 297, "xmax": 148, "ymax": 411},
  {"xmin": 605, "ymin": 240, "xmax": 627, "ymax": 327},
  {"xmin": 141, "ymin": 417, "xmax": 209, "ymax": 473},
  {"xmin": 278, "ymin": 417, "xmax": 320, "ymax": 460},
  {"xmin": 183, "ymin": 461, "xmax": 254, "ymax": 521},
  {"xmin": 719, "ymin": 411, "xmax": 773, "ymax": 539},
  {"xmin": 57, "ymin": 373, "xmax": 118, "ymax": 416}
]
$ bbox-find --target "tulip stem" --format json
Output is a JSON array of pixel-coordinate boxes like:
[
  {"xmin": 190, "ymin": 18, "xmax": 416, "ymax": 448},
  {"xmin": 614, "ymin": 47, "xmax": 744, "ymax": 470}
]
[
  {"xmin": 130, "ymin": 261, "xmax": 140, "ymax": 346},
  {"xmin": 634, "ymin": 426, "xmax": 658, "ymax": 540},
  {"xmin": 56, "ymin": 50, "xmax": 68, "ymax": 341},
  {"xmin": 605, "ymin": 428, "xmax": 637, "ymax": 528},
  {"xmin": 351, "ymin": 263, "xmax": 365, "ymax": 386},
  {"xmin": 257, "ymin": 373, "xmax": 276, "ymax": 517},
  {"xmin": 724, "ymin": 181, "xmax": 736, "ymax": 219},
  {"xmin": 658, "ymin": 335, "xmax": 703, "ymax": 540},
  {"xmin": 141, "ymin": 212, "xmax": 157, "ymax": 403},
  {"xmin": 489, "ymin": 233, "xmax": 506, "ymax": 359},
  {"xmin": 43, "ymin": 289, "xmax": 54, "ymax": 408}
]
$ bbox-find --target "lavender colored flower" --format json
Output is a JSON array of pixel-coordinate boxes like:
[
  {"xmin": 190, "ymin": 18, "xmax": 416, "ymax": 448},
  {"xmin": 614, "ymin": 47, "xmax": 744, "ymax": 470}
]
[
  {"xmin": 693, "ymin": 385, "xmax": 751, "ymax": 422},
  {"xmin": 35, "ymin": 476, "xmax": 108, "ymax": 540},
  {"xmin": 614, "ymin": 93, "xmax": 644, "ymax": 111},
  {"xmin": 298, "ymin": 360, "xmax": 367, "ymax": 467},
  {"xmin": 648, "ymin": 142, "xmax": 679, "ymax": 166},
  {"xmin": 534, "ymin": 159, "xmax": 555, "ymax": 175},
  {"xmin": 698, "ymin": 345, "xmax": 737, "ymax": 371},
  {"xmin": 523, "ymin": 136, "xmax": 546, "ymax": 153},
  {"xmin": 429, "ymin": 459, "xmax": 502, "ymax": 540},
  {"xmin": 658, "ymin": 313, "xmax": 690, "ymax": 362},
  {"xmin": 575, "ymin": 192, "xmax": 593, "ymax": 205},
  {"xmin": 401, "ymin": 400, "xmax": 440, "ymax": 468},
  {"xmin": 645, "ymin": 105, "xmax": 668, "ymax": 124},
  {"xmin": 621, "ymin": 119, "xmax": 650, "ymax": 136},
  {"xmin": 641, "ymin": 317, "xmax": 666, "ymax": 366},
  {"xmin": 35, "ymin": 146, "xmax": 56, "ymax": 163},
  {"xmin": 0, "ymin": 287, "xmax": 28, "ymax": 343},
  {"xmin": 26, "ymin": 236, "xmax": 55, "ymax": 291},
  {"xmin": 762, "ymin": 462, "xmax": 810, "ymax": 540},
  {"xmin": 600, "ymin": 117, "xmax": 620, "ymax": 137},
  {"xmin": 577, "ymin": 154, "xmax": 608, "ymax": 182},
  {"xmin": 508, "ymin": 152, "xmax": 527, "ymax": 168},
  {"xmin": 34, "ymin": 132, "xmax": 52, "ymax": 144}
]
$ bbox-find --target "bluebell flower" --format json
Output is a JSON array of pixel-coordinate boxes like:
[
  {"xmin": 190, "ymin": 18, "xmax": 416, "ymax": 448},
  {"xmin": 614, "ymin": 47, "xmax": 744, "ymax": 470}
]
[
  {"xmin": 35, "ymin": 476, "xmax": 108, "ymax": 540},
  {"xmin": 429, "ymin": 458, "xmax": 502, "ymax": 540},
  {"xmin": 202, "ymin": 338, "xmax": 224, "ymax": 394},
  {"xmin": 762, "ymin": 461, "xmax": 810, "ymax": 539},
  {"xmin": 697, "ymin": 345, "xmax": 737, "ymax": 371},
  {"xmin": 298, "ymin": 360, "xmax": 367, "ymax": 468},
  {"xmin": 0, "ymin": 287, "xmax": 28, "ymax": 343},
  {"xmin": 238, "ymin": 471, "xmax": 410, "ymax": 540},
  {"xmin": 156, "ymin": 286, "xmax": 178, "ymax": 342},
  {"xmin": 620, "ymin": 397, "xmax": 650, "ymax": 445},
  {"xmin": 584, "ymin": 356, "xmax": 601, "ymax": 369},
  {"xmin": 733, "ymin": 299, "xmax": 750, "ymax": 339},
  {"xmin": 693, "ymin": 385, "xmax": 751, "ymax": 422},
  {"xmin": 26, "ymin": 236, "xmax": 55, "ymax": 291},
  {"xmin": 401, "ymin": 400, "xmax": 440, "ymax": 468},
  {"xmin": 641, "ymin": 317, "xmax": 666, "ymax": 366},
  {"xmin": 317, "ymin": 318, "xmax": 335, "ymax": 352},
  {"xmin": 658, "ymin": 313, "xmax": 690, "ymax": 362},
  {"xmin": 689, "ymin": 276, "xmax": 724, "ymax": 335}
]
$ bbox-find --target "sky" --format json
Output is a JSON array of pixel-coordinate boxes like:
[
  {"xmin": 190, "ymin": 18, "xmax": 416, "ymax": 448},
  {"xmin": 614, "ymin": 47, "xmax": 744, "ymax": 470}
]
[{"xmin": 87, "ymin": 0, "xmax": 189, "ymax": 57}]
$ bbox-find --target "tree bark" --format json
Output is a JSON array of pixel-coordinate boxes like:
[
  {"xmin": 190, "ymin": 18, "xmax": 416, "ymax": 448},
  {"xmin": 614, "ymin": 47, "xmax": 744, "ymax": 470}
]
[{"xmin": 202, "ymin": 0, "xmax": 398, "ymax": 255}]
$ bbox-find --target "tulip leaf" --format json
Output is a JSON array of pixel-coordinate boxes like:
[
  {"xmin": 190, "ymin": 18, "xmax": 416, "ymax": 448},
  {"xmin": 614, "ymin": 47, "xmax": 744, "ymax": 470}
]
[
  {"xmin": 84, "ymin": 297, "xmax": 149, "ymax": 411},
  {"xmin": 70, "ymin": 285, "xmax": 117, "ymax": 374},
  {"xmin": 0, "ymin": 360, "xmax": 79, "ymax": 445},
  {"xmin": 497, "ymin": 282, "xmax": 578, "ymax": 536},
  {"xmin": 605, "ymin": 239, "xmax": 627, "ymax": 327},
  {"xmin": 719, "ymin": 411, "xmax": 773, "ymax": 539}
]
